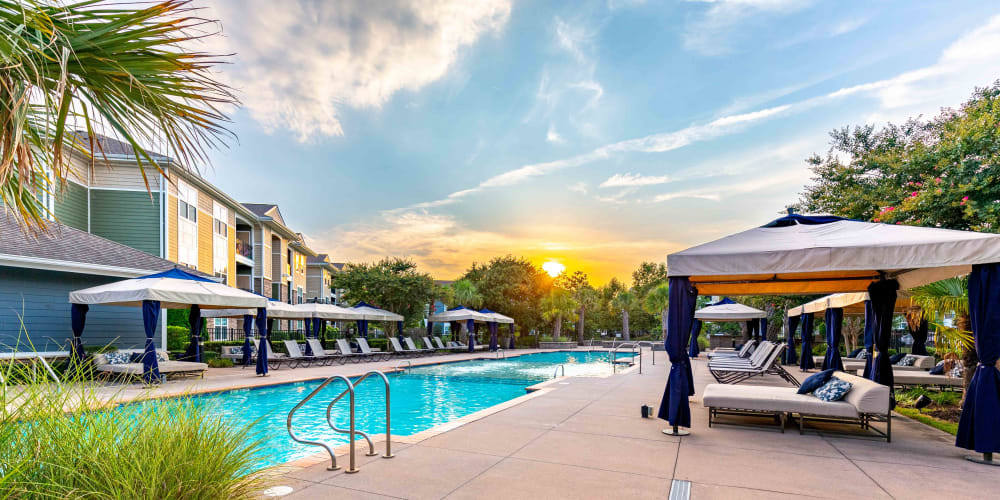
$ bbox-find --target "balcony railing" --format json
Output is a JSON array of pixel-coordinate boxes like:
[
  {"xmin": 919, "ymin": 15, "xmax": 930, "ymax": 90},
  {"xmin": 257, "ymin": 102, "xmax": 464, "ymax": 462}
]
[{"xmin": 236, "ymin": 239, "xmax": 253, "ymax": 259}]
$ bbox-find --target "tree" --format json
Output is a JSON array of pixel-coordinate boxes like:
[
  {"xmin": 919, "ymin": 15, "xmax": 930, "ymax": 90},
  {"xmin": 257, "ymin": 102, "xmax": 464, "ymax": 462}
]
[
  {"xmin": 540, "ymin": 288, "xmax": 578, "ymax": 340},
  {"xmin": 797, "ymin": 82, "xmax": 1000, "ymax": 233},
  {"xmin": 910, "ymin": 277, "xmax": 975, "ymax": 388},
  {"xmin": 0, "ymin": 1, "xmax": 236, "ymax": 229},
  {"xmin": 613, "ymin": 289, "xmax": 638, "ymax": 341},
  {"xmin": 556, "ymin": 270, "xmax": 598, "ymax": 344},
  {"xmin": 461, "ymin": 255, "xmax": 549, "ymax": 333},
  {"xmin": 450, "ymin": 279, "xmax": 482, "ymax": 308},
  {"xmin": 630, "ymin": 262, "xmax": 667, "ymax": 335},
  {"xmin": 642, "ymin": 283, "xmax": 670, "ymax": 340},
  {"xmin": 331, "ymin": 257, "xmax": 437, "ymax": 326}
]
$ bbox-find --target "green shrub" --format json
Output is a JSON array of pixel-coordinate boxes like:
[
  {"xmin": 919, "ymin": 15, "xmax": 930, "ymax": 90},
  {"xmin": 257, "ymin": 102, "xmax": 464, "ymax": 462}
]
[
  {"xmin": 208, "ymin": 358, "xmax": 234, "ymax": 368},
  {"xmin": 697, "ymin": 335, "xmax": 709, "ymax": 350},
  {"xmin": 166, "ymin": 325, "xmax": 189, "ymax": 351},
  {"xmin": 812, "ymin": 343, "xmax": 828, "ymax": 356},
  {"xmin": 367, "ymin": 338, "xmax": 388, "ymax": 351},
  {"xmin": 0, "ymin": 371, "xmax": 270, "ymax": 497},
  {"xmin": 203, "ymin": 351, "xmax": 219, "ymax": 363},
  {"xmin": 203, "ymin": 340, "xmax": 245, "ymax": 354}
]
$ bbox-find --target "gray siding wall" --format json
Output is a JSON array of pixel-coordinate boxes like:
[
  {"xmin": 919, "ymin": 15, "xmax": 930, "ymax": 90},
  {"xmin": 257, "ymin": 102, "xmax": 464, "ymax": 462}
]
[
  {"xmin": 53, "ymin": 181, "xmax": 89, "ymax": 231},
  {"xmin": 0, "ymin": 267, "xmax": 154, "ymax": 353},
  {"xmin": 89, "ymin": 190, "xmax": 161, "ymax": 256}
]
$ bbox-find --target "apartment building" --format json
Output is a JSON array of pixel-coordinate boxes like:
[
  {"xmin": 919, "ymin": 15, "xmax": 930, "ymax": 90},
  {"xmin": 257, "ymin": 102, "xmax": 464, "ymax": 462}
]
[{"xmin": 306, "ymin": 253, "xmax": 339, "ymax": 304}]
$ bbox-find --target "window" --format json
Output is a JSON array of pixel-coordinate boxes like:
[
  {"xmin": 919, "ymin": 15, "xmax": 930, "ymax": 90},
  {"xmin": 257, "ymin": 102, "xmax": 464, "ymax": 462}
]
[
  {"xmin": 212, "ymin": 202, "xmax": 229, "ymax": 282},
  {"xmin": 212, "ymin": 318, "xmax": 228, "ymax": 341},
  {"xmin": 271, "ymin": 283, "xmax": 281, "ymax": 301},
  {"xmin": 177, "ymin": 180, "xmax": 198, "ymax": 267},
  {"xmin": 297, "ymin": 287, "xmax": 303, "ymax": 304}
]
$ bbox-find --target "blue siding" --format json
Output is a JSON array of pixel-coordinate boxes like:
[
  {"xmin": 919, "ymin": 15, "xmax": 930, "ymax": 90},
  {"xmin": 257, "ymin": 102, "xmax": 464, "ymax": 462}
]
[{"xmin": 0, "ymin": 266, "xmax": 159, "ymax": 353}]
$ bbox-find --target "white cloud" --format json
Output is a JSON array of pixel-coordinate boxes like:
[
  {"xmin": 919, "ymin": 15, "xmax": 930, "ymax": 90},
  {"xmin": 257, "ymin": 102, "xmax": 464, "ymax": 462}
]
[
  {"xmin": 567, "ymin": 181, "xmax": 588, "ymax": 194},
  {"xmin": 682, "ymin": 0, "xmax": 811, "ymax": 55},
  {"xmin": 546, "ymin": 124, "xmax": 565, "ymax": 143},
  {"xmin": 650, "ymin": 166, "xmax": 807, "ymax": 203},
  {"xmin": 600, "ymin": 172, "xmax": 670, "ymax": 188},
  {"xmin": 203, "ymin": 0, "xmax": 511, "ymax": 141}
]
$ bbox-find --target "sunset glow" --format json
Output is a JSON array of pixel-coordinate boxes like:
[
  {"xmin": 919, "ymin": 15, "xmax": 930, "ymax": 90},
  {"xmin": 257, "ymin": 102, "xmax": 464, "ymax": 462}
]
[{"xmin": 542, "ymin": 261, "xmax": 566, "ymax": 277}]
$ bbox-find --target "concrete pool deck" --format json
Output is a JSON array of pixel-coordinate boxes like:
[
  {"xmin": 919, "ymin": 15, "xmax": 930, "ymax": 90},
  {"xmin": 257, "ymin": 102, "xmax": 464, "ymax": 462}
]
[{"xmin": 266, "ymin": 347, "xmax": 1000, "ymax": 500}]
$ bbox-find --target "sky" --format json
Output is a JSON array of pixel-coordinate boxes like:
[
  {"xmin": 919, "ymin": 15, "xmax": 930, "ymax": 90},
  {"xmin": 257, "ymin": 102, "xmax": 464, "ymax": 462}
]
[{"xmin": 189, "ymin": 0, "xmax": 1000, "ymax": 284}]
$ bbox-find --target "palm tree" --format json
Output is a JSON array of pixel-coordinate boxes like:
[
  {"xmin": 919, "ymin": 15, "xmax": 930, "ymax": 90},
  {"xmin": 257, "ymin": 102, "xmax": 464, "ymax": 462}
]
[
  {"xmin": 910, "ymin": 277, "xmax": 975, "ymax": 388},
  {"xmin": 613, "ymin": 289, "xmax": 637, "ymax": 341},
  {"xmin": 642, "ymin": 283, "xmax": 670, "ymax": 341},
  {"xmin": 541, "ymin": 288, "xmax": 578, "ymax": 340},
  {"xmin": 573, "ymin": 286, "xmax": 598, "ymax": 345},
  {"xmin": 450, "ymin": 279, "xmax": 482, "ymax": 309},
  {"xmin": 0, "ymin": 1, "xmax": 237, "ymax": 229}
]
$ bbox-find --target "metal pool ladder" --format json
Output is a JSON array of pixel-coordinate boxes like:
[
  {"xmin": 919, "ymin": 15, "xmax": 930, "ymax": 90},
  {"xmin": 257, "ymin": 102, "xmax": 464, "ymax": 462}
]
[
  {"xmin": 553, "ymin": 364, "xmax": 565, "ymax": 378},
  {"xmin": 286, "ymin": 370, "xmax": 393, "ymax": 473},
  {"xmin": 610, "ymin": 342, "xmax": 642, "ymax": 374},
  {"xmin": 495, "ymin": 348, "xmax": 506, "ymax": 359}
]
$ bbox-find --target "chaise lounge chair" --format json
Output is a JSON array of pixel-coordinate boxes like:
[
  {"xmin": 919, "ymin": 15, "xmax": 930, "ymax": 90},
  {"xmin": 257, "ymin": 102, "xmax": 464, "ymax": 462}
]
[
  {"xmin": 709, "ymin": 343, "xmax": 799, "ymax": 386},
  {"xmin": 282, "ymin": 340, "xmax": 322, "ymax": 368},
  {"xmin": 307, "ymin": 339, "xmax": 345, "ymax": 365},
  {"xmin": 254, "ymin": 339, "xmax": 290, "ymax": 369},
  {"xmin": 708, "ymin": 340, "xmax": 757, "ymax": 359},
  {"xmin": 422, "ymin": 337, "xmax": 439, "ymax": 352},
  {"xmin": 93, "ymin": 349, "xmax": 208, "ymax": 382},
  {"xmin": 405, "ymin": 337, "xmax": 433, "ymax": 356},
  {"xmin": 357, "ymin": 338, "xmax": 390, "ymax": 361},
  {"xmin": 335, "ymin": 339, "xmax": 364, "ymax": 363},
  {"xmin": 390, "ymin": 337, "xmax": 420, "ymax": 357},
  {"xmin": 702, "ymin": 371, "xmax": 891, "ymax": 441}
]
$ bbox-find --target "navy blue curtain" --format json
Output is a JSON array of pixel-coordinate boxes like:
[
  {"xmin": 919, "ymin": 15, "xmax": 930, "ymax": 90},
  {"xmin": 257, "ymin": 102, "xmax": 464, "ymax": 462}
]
[
  {"xmin": 657, "ymin": 277, "xmax": 697, "ymax": 428},
  {"xmin": 799, "ymin": 313, "xmax": 816, "ymax": 370},
  {"xmin": 70, "ymin": 304, "xmax": 88, "ymax": 372},
  {"xmin": 745, "ymin": 320, "xmax": 756, "ymax": 342},
  {"xmin": 397, "ymin": 321, "xmax": 404, "ymax": 341},
  {"xmin": 688, "ymin": 319, "xmax": 702, "ymax": 358},
  {"xmin": 314, "ymin": 319, "xmax": 323, "ymax": 344},
  {"xmin": 255, "ymin": 308, "xmax": 269, "ymax": 376},
  {"xmin": 910, "ymin": 318, "xmax": 929, "ymax": 355},
  {"xmin": 357, "ymin": 319, "xmax": 369, "ymax": 338},
  {"xmin": 862, "ymin": 300, "xmax": 875, "ymax": 378},
  {"xmin": 489, "ymin": 322, "xmax": 498, "ymax": 351},
  {"xmin": 241, "ymin": 314, "xmax": 253, "ymax": 366},
  {"xmin": 508, "ymin": 323, "xmax": 516, "ymax": 349},
  {"xmin": 783, "ymin": 314, "xmax": 799, "ymax": 365},
  {"xmin": 868, "ymin": 280, "xmax": 898, "ymax": 395},
  {"xmin": 759, "ymin": 317, "xmax": 768, "ymax": 341},
  {"xmin": 426, "ymin": 321, "xmax": 433, "ymax": 338},
  {"xmin": 304, "ymin": 318, "xmax": 313, "ymax": 355},
  {"xmin": 956, "ymin": 263, "xmax": 1000, "ymax": 453},
  {"xmin": 141, "ymin": 300, "xmax": 162, "ymax": 384},
  {"xmin": 466, "ymin": 319, "xmax": 475, "ymax": 352},
  {"xmin": 184, "ymin": 304, "xmax": 202, "ymax": 363},
  {"xmin": 822, "ymin": 307, "xmax": 844, "ymax": 371}
]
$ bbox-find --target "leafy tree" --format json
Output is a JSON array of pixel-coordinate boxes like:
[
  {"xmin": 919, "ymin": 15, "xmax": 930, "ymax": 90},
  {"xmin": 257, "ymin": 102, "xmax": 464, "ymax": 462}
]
[
  {"xmin": 642, "ymin": 283, "xmax": 670, "ymax": 340},
  {"xmin": 556, "ymin": 270, "xmax": 599, "ymax": 343},
  {"xmin": 629, "ymin": 262, "xmax": 667, "ymax": 335},
  {"xmin": 911, "ymin": 277, "xmax": 975, "ymax": 388},
  {"xmin": 461, "ymin": 255, "xmax": 549, "ymax": 333},
  {"xmin": 331, "ymin": 257, "xmax": 437, "ymax": 326},
  {"xmin": 540, "ymin": 288, "xmax": 578, "ymax": 340},
  {"xmin": 0, "ymin": 0, "xmax": 236, "ymax": 229},
  {"xmin": 450, "ymin": 279, "xmax": 482, "ymax": 308},
  {"xmin": 797, "ymin": 81, "xmax": 1000, "ymax": 233},
  {"xmin": 613, "ymin": 289, "xmax": 638, "ymax": 341}
]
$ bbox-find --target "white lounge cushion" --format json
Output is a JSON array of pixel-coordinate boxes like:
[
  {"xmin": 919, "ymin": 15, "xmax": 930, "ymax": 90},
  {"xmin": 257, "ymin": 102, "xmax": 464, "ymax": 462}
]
[
  {"xmin": 835, "ymin": 372, "xmax": 891, "ymax": 414},
  {"xmin": 889, "ymin": 371, "xmax": 964, "ymax": 387},
  {"xmin": 97, "ymin": 360, "xmax": 208, "ymax": 374},
  {"xmin": 703, "ymin": 383, "xmax": 859, "ymax": 418}
]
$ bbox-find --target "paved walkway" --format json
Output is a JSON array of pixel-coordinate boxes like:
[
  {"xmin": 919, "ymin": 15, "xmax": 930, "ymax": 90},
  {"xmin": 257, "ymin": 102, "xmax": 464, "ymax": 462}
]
[{"xmin": 271, "ymin": 348, "xmax": 1000, "ymax": 500}]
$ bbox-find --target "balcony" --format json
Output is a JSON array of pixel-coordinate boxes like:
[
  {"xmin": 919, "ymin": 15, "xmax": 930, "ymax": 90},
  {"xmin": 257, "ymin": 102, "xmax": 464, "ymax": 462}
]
[{"xmin": 235, "ymin": 238, "xmax": 253, "ymax": 266}]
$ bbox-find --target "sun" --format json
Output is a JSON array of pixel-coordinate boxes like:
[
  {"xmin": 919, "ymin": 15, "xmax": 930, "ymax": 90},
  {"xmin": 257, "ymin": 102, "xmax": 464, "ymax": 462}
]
[{"xmin": 542, "ymin": 261, "xmax": 566, "ymax": 278}]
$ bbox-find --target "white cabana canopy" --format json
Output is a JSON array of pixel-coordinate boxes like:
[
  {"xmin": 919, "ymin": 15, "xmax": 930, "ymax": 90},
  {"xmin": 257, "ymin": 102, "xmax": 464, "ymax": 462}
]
[
  {"xmin": 480, "ymin": 311, "xmax": 515, "ymax": 324},
  {"xmin": 428, "ymin": 307, "xmax": 491, "ymax": 323},
  {"xmin": 668, "ymin": 215, "xmax": 1000, "ymax": 295},
  {"xmin": 351, "ymin": 302, "xmax": 404, "ymax": 322},
  {"xmin": 68, "ymin": 268, "xmax": 267, "ymax": 309},
  {"xmin": 293, "ymin": 302, "xmax": 366, "ymax": 320},
  {"xmin": 787, "ymin": 290, "xmax": 913, "ymax": 317},
  {"xmin": 694, "ymin": 302, "xmax": 766, "ymax": 321},
  {"xmin": 200, "ymin": 300, "xmax": 307, "ymax": 319}
]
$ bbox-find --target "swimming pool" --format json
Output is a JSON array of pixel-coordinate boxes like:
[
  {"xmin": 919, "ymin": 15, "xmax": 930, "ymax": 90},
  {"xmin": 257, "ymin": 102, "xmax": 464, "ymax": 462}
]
[{"xmin": 154, "ymin": 351, "xmax": 631, "ymax": 469}]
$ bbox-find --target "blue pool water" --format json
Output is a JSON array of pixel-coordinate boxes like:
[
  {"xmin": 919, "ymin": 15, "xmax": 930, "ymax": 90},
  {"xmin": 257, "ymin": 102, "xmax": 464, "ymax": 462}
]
[{"xmin": 146, "ymin": 351, "xmax": 630, "ymax": 469}]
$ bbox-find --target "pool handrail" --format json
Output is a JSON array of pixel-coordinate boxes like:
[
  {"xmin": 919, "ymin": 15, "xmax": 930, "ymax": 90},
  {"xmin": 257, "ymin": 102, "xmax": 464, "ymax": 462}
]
[
  {"xmin": 495, "ymin": 348, "xmax": 505, "ymax": 359},
  {"xmin": 611, "ymin": 342, "xmax": 642, "ymax": 374},
  {"xmin": 327, "ymin": 370, "xmax": 394, "ymax": 460},
  {"xmin": 286, "ymin": 374, "xmax": 356, "ymax": 472}
]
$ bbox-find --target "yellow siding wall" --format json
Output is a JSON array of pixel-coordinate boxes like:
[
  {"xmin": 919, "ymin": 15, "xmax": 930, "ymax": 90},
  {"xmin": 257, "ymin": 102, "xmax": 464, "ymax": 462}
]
[
  {"xmin": 167, "ymin": 194, "xmax": 178, "ymax": 262},
  {"xmin": 228, "ymin": 226, "xmax": 236, "ymax": 287},
  {"xmin": 197, "ymin": 209, "xmax": 212, "ymax": 273}
]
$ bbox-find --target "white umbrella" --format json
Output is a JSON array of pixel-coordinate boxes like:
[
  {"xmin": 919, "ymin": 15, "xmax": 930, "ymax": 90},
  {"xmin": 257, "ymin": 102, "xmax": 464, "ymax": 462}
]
[
  {"xmin": 351, "ymin": 301, "xmax": 404, "ymax": 322},
  {"xmin": 292, "ymin": 302, "xmax": 366, "ymax": 320},
  {"xmin": 428, "ymin": 307, "xmax": 491, "ymax": 323},
  {"xmin": 694, "ymin": 301, "xmax": 766, "ymax": 321},
  {"xmin": 668, "ymin": 215, "xmax": 1000, "ymax": 294},
  {"xmin": 479, "ymin": 311, "xmax": 515, "ymax": 324},
  {"xmin": 200, "ymin": 300, "xmax": 308, "ymax": 319},
  {"xmin": 69, "ymin": 268, "xmax": 267, "ymax": 309}
]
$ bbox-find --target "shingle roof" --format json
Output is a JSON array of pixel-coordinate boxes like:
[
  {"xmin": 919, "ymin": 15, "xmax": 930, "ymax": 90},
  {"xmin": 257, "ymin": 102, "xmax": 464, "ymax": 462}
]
[
  {"xmin": 0, "ymin": 212, "xmax": 203, "ymax": 276},
  {"xmin": 242, "ymin": 203, "xmax": 287, "ymax": 226},
  {"xmin": 71, "ymin": 132, "xmax": 171, "ymax": 159}
]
